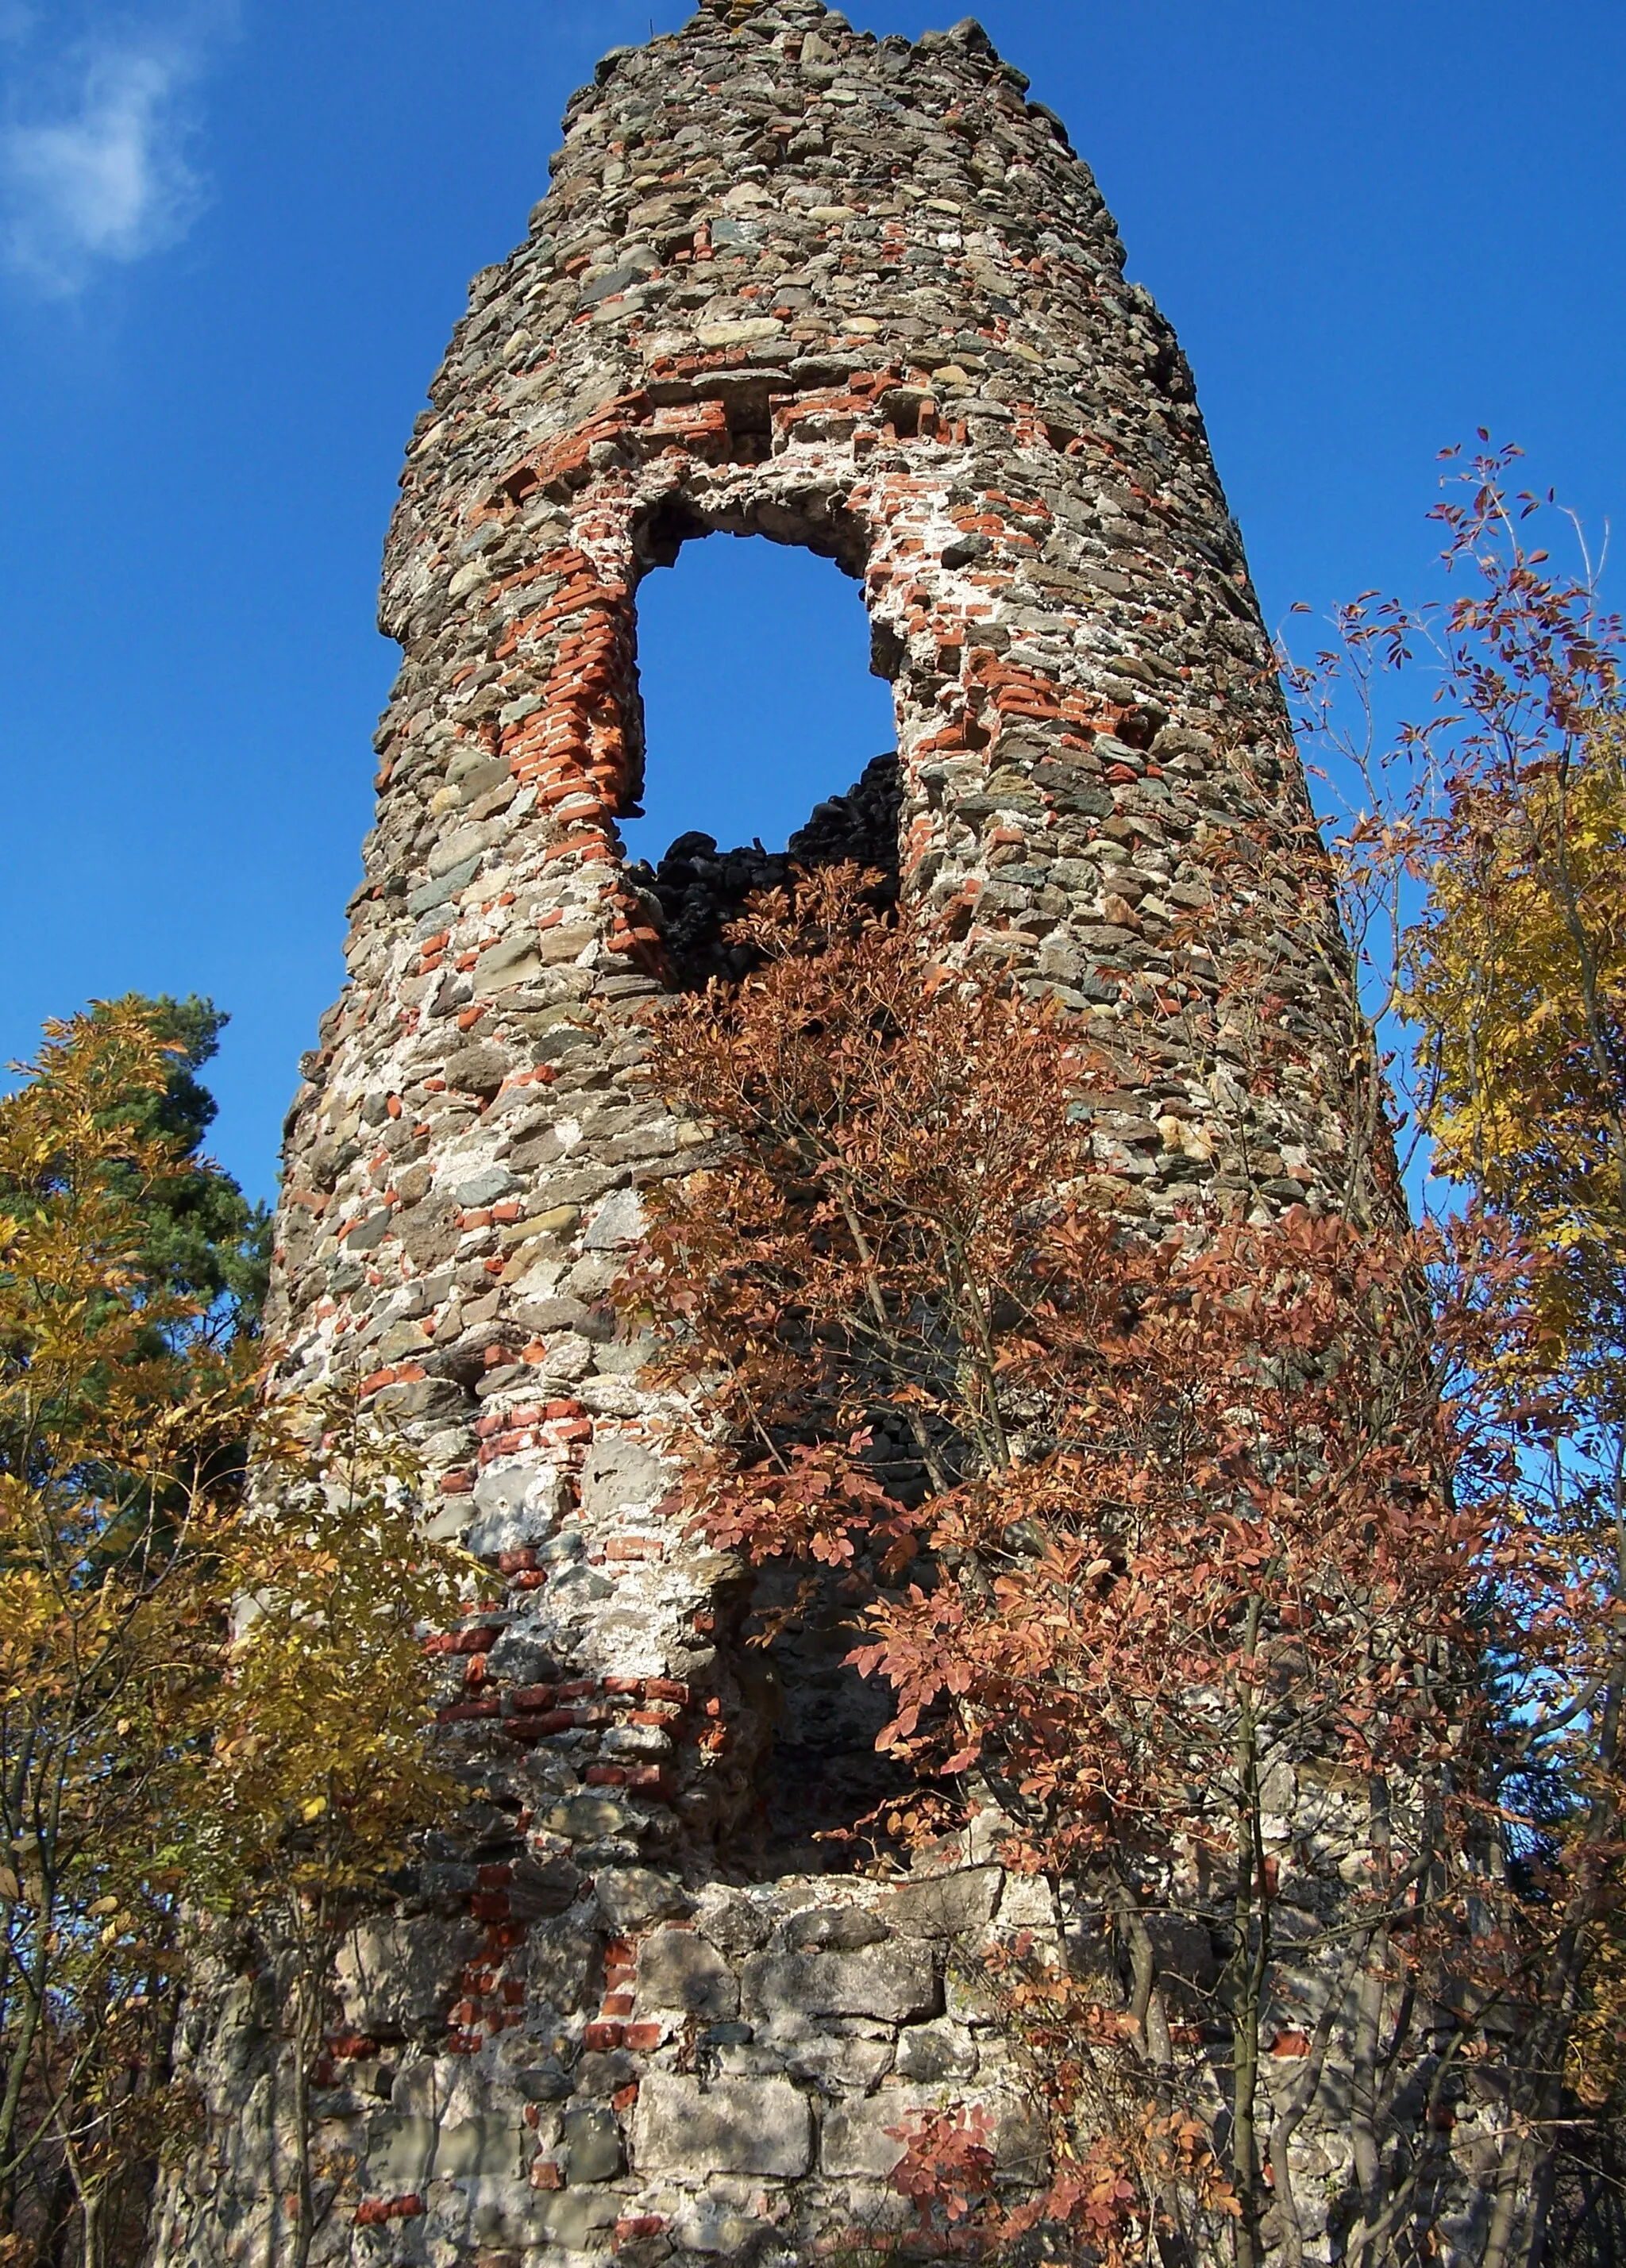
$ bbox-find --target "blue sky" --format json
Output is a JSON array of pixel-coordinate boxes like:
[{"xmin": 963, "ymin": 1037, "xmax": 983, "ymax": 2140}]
[{"xmin": 2, "ymin": 1, "xmax": 1621, "ymax": 1203}]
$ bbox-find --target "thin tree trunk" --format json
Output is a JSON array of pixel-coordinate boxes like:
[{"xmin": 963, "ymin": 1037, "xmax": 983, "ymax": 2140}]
[{"xmin": 1228, "ymin": 1595, "xmax": 1268, "ymax": 2268}]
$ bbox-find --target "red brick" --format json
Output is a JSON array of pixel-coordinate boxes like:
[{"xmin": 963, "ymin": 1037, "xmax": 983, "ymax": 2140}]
[
  {"xmin": 503, "ymin": 1710, "xmax": 573, "ymax": 1741},
  {"xmin": 326, "ymin": 2031, "xmax": 379, "ymax": 2061},
  {"xmin": 355, "ymin": 2195, "xmax": 425, "ymax": 2226},
  {"xmin": 425, "ymin": 1626, "xmax": 503, "ymax": 1658}
]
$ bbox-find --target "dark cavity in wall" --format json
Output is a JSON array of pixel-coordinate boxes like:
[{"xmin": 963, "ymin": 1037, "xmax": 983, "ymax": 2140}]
[
  {"xmin": 620, "ymin": 528, "xmax": 900, "ymax": 988},
  {"xmin": 629, "ymin": 753, "xmax": 902, "ymax": 989}
]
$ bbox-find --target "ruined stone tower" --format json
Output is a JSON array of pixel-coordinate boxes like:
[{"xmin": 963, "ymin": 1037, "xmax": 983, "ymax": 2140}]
[{"xmin": 160, "ymin": 6, "xmax": 1374, "ymax": 2260}]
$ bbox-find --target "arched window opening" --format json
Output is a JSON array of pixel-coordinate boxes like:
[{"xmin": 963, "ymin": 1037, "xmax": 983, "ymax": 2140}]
[{"xmin": 622, "ymin": 533, "xmax": 900, "ymax": 990}]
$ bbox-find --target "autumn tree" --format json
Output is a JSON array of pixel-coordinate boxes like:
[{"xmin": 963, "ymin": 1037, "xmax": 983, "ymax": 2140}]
[
  {"xmin": 0, "ymin": 1005, "xmax": 258, "ymax": 2268},
  {"xmin": 621, "ymin": 869, "xmax": 1557, "ymax": 2266},
  {"xmin": 87, "ymin": 996, "xmax": 272, "ymax": 1347},
  {"xmin": 1292, "ymin": 447, "xmax": 1626, "ymax": 2266},
  {"xmin": 195, "ymin": 1397, "xmax": 472, "ymax": 2268},
  {"xmin": 0, "ymin": 1011, "xmax": 471, "ymax": 2268}
]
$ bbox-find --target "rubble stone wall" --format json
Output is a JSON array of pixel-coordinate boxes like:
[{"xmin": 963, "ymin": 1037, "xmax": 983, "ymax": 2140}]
[{"xmin": 156, "ymin": 6, "xmax": 1386, "ymax": 2264}]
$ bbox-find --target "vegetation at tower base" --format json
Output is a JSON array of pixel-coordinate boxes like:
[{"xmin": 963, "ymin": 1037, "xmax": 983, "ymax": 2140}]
[
  {"xmin": 0, "ymin": 1011, "xmax": 474, "ymax": 2268},
  {"xmin": 621, "ymin": 866, "xmax": 1565, "ymax": 2265}
]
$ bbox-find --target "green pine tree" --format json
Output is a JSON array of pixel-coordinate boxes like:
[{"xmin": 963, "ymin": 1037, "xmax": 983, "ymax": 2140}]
[{"xmin": 89, "ymin": 994, "xmax": 272, "ymax": 1345}]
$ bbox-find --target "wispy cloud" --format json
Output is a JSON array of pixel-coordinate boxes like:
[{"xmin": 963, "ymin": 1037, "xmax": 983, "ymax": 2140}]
[{"xmin": 1, "ymin": 21, "xmax": 214, "ymax": 295}]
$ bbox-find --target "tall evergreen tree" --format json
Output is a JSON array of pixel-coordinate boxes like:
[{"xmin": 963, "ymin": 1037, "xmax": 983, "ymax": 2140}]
[{"xmin": 87, "ymin": 995, "xmax": 271, "ymax": 1345}]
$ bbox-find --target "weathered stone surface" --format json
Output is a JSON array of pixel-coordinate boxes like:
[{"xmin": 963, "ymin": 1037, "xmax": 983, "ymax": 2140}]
[
  {"xmin": 335, "ymin": 1916, "xmax": 480, "ymax": 2038},
  {"xmin": 780, "ymin": 1903, "xmax": 892, "ymax": 1952},
  {"xmin": 776, "ymin": 2028, "xmax": 896, "ymax": 2093},
  {"xmin": 742, "ymin": 1944, "xmax": 938, "ymax": 2023},
  {"xmin": 895, "ymin": 2018, "xmax": 979, "ymax": 2082},
  {"xmin": 519, "ymin": 2188, "xmax": 622, "ymax": 2249},
  {"xmin": 526, "ymin": 1916, "xmax": 595, "ymax": 2014},
  {"xmin": 638, "ymin": 1927, "xmax": 740, "ymax": 2018},
  {"xmin": 632, "ymin": 2074, "xmax": 813, "ymax": 2178},
  {"xmin": 464, "ymin": 1460, "xmax": 566, "ymax": 1558},
  {"xmin": 579, "ymin": 1434, "xmax": 674, "ymax": 1519},
  {"xmin": 693, "ymin": 1885, "xmax": 773, "ymax": 1958},
  {"xmin": 365, "ymin": 2112, "xmax": 526, "ymax": 2187},
  {"xmin": 595, "ymin": 1866, "xmax": 688, "ymax": 1931},
  {"xmin": 559, "ymin": 2104, "xmax": 624, "ymax": 2182},
  {"xmin": 819, "ymin": 2093, "xmax": 917, "ymax": 2180},
  {"xmin": 822, "ymin": 2088, "xmax": 1041, "ymax": 2181},
  {"xmin": 880, "ymin": 1866, "xmax": 1003, "ymax": 1939}
]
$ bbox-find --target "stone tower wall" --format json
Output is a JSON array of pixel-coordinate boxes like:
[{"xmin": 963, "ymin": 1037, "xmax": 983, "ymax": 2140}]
[{"xmin": 159, "ymin": 7, "xmax": 1375, "ymax": 2263}]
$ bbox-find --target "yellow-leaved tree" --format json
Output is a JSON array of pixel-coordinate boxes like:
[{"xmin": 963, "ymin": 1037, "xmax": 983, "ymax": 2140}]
[
  {"xmin": 0, "ymin": 1011, "xmax": 475, "ymax": 2268},
  {"xmin": 0, "ymin": 1005, "xmax": 256, "ymax": 2268},
  {"xmin": 1295, "ymin": 446, "xmax": 1626, "ymax": 2266},
  {"xmin": 198, "ymin": 1398, "xmax": 473, "ymax": 2268},
  {"xmin": 1407, "ymin": 711, "xmax": 1625, "ymax": 1413}
]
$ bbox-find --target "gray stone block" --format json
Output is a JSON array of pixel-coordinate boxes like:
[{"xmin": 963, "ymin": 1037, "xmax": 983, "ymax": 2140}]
[
  {"xmin": 531, "ymin": 2189, "xmax": 622, "ymax": 2247},
  {"xmin": 364, "ymin": 2111, "xmax": 525, "ymax": 2187},
  {"xmin": 336, "ymin": 1916, "xmax": 480, "ymax": 2039},
  {"xmin": 895, "ymin": 2019, "xmax": 978, "ymax": 2082},
  {"xmin": 819, "ymin": 2095, "xmax": 915, "ymax": 2180},
  {"xmin": 560, "ymin": 2104, "xmax": 625, "ymax": 2182},
  {"xmin": 584, "ymin": 1188, "xmax": 645, "ymax": 1250},
  {"xmin": 777, "ymin": 2031, "xmax": 895, "ymax": 2093},
  {"xmin": 526, "ymin": 1916, "xmax": 596, "ymax": 2014},
  {"xmin": 742, "ymin": 1944, "xmax": 938, "ymax": 2024},
  {"xmin": 671, "ymin": 2185, "xmax": 774, "ymax": 2256},
  {"xmin": 693, "ymin": 1884, "xmax": 772, "ymax": 1958},
  {"xmin": 880, "ymin": 1866, "xmax": 1004, "ymax": 1937},
  {"xmin": 545, "ymin": 1795, "xmax": 629, "ymax": 1840},
  {"xmin": 632, "ymin": 2074, "xmax": 812, "ymax": 2177},
  {"xmin": 780, "ymin": 1904, "xmax": 891, "ymax": 1952},
  {"xmin": 580, "ymin": 1435, "xmax": 675, "ymax": 1519},
  {"xmin": 638, "ymin": 1927, "xmax": 739, "ymax": 2019},
  {"xmin": 595, "ymin": 1866, "xmax": 688, "ymax": 1931},
  {"xmin": 464, "ymin": 1460, "xmax": 567, "ymax": 1558}
]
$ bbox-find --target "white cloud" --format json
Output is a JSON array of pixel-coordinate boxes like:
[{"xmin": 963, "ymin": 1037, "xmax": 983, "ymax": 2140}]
[{"xmin": 2, "ymin": 34, "xmax": 205, "ymax": 294}]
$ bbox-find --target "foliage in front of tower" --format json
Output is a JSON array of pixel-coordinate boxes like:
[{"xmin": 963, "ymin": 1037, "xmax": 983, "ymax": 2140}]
[
  {"xmin": 623, "ymin": 869, "xmax": 1540, "ymax": 2265},
  {"xmin": 83, "ymin": 995, "xmax": 272, "ymax": 1344},
  {"xmin": 625, "ymin": 459, "xmax": 1626, "ymax": 2266}
]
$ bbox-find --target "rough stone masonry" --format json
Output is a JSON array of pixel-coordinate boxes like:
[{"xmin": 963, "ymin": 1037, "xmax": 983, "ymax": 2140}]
[{"xmin": 155, "ymin": 5, "xmax": 1386, "ymax": 2263}]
